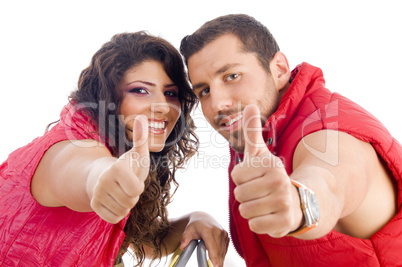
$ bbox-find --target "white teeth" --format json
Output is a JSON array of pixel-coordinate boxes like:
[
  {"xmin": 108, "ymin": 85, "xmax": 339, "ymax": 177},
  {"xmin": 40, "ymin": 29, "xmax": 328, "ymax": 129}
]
[
  {"xmin": 149, "ymin": 121, "xmax": 165, "ymax": 129},
  {"xmin": 226, "ymin": 114, "xmax": 243, "ymax": 126}
]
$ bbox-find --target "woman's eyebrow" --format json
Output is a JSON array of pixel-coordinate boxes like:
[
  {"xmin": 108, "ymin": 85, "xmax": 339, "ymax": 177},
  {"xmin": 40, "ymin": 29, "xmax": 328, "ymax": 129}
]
[
  {"xmin": 164, "ymin": 83, "xmax": 177, "ymax": 88},
  {"xmin": 126, "ymin": 80, "xmax": 155, "ymax": 87},
  {"xmin": 125, "ymin": 81, "xmax": 176, "ymax": 88}
]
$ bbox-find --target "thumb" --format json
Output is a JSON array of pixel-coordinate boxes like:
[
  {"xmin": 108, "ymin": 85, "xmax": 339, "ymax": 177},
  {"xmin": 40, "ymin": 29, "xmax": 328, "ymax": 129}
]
[
  {"xmin": 130, "ymin": 115, "xmax": 149, "ymax": 156},
  {"xmin": 121, "ymin": 115, "xmax": 150, "ymax": 180},
  {"xmin": 179, "ymin": 235, "xmax": 192, "ymax": 250},
  {"xmin": 242, "ymin": 104, "xmax": 269, "ymax": 159},
  {"xmin": 179, "ymin": 225, "xmax": 199, "ymax": 250}
]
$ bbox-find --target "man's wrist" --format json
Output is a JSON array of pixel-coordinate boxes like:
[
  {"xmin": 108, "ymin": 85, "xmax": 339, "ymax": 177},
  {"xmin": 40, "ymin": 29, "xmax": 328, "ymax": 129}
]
[
  {"xmin": 288, "ymin": 180, "xmax": 305, "ymax": 235},
  {"xmin": 287, "ymin": 179, "xmax": 320, "ymax": 236}
]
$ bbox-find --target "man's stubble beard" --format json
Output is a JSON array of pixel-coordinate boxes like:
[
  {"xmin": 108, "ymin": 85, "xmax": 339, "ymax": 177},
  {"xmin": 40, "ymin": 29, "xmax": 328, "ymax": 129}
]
[
  {"xmin": 225, "ymin": 101, "xmax": 280, "ymax": 154},
  {"xmin": 213, "ymin": 75, "xmax": 281, "ymax": 154},
  {"xmin": 227, "ymin": 128, "xmax": 244, "ymax": 153}
]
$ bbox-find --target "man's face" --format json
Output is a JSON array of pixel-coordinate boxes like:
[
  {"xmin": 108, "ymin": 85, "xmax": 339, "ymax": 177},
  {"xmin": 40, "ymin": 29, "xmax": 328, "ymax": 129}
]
[{"xmin": 187, "ymin": 34, "xmax": 281, "ymax": 153}]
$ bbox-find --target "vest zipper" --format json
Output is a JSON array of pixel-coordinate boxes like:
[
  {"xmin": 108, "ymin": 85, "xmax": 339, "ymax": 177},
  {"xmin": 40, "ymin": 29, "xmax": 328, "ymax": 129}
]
[{"xmin": 228, "ymin": 147, "xmax": 244, "ymax": 260}]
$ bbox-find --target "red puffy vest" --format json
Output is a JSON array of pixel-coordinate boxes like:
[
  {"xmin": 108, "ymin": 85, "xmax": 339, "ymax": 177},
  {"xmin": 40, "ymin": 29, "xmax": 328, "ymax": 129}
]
[
  {"xmin": 228, "ymin": 63, "xmax": 402, "ymax": 266},
  {"xmin": 0, "ymin": 104, "xmax": 128, "ymax": 266}
]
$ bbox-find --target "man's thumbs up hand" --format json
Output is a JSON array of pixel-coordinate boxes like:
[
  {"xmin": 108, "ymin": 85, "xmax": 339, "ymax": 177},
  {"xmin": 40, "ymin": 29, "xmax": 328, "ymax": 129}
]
[
  {"xmin": 242, "ymin": 104, "xmax": 271, "ymax": 159},
  {"xmin": 231, "ymin": 105, "xmax": 298, "ymax": 237},
  {"xmin": 90, "ymin": 115, "xmax": 150, "ymax": 224}
]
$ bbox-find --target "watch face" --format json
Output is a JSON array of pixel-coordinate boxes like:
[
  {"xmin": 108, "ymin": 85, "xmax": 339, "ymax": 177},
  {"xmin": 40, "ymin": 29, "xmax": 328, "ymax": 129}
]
[{"xmin": 309, "ymin": 192, "xmax": 320, "ymax": 222}]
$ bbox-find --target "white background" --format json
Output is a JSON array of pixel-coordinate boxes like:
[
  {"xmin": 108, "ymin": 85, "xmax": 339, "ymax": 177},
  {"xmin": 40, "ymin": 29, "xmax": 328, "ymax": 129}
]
[{"xmin": 1, "ymin": 1, "xmax": 401, "ymax": 266}]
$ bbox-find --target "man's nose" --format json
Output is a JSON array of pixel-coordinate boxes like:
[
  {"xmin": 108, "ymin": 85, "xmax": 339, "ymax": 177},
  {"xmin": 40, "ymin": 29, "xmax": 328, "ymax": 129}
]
[{"xmin": 209, "ymin": 86, "xmax": 233, "ymax": 112}]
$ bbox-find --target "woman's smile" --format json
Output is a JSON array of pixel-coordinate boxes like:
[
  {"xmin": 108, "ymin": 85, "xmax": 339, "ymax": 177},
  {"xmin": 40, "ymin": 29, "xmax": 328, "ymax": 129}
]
[{"xmin": 119, "ymin": 60, "xmax": 181, "ymax": 152}]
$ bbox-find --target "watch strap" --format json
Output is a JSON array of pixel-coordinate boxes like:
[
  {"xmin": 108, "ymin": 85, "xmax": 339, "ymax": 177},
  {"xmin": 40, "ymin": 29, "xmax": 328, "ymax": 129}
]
[{"xmin": 286, "ymin": 179, "xmax": 317, "ymax": 236}]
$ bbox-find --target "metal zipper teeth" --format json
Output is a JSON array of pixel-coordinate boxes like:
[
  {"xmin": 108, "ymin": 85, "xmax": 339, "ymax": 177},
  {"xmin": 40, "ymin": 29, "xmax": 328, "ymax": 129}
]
[{"xmin": 228, "ymin": 147, "xmax": 244, "ymax": 259}]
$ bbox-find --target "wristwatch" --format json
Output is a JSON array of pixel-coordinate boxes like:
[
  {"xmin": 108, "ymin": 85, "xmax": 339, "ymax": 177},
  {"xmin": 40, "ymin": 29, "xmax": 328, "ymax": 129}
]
[{"xmin": 287, "ymin": 179, "xmax": 320, "ymax": 236}]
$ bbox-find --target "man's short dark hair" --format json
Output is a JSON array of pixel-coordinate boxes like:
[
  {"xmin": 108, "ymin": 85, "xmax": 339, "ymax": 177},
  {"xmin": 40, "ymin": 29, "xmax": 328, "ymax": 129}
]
[{"xmin": 180, "ymin": 14, "xmax": 280, "ymax": 73}]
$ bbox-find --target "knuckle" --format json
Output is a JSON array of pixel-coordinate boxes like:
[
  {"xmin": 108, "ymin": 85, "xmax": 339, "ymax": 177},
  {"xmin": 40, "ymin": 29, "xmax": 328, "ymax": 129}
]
[
  {"xmin": 126, "ymin": 179, "xmax": 144, "ymax": 198},
  {"xmin": 215, "ymin": 227, "xmax": 227, "ymax": 238},
  {"xmin": 138, "ymin": 180, "xmax": 145, "ymax": 192},
  {"xmin": 270, "ymin": 230, "xmax": 286, "ymax": 238},
  {"xmin": 221, "ymin": 229, "xmax": 229, "ymax": 239},
  {"xmin": 248, "ymin": 219, "xmax": 261, "ymax": 234},
  {"xmin": 110, "ymin": 216, "xmax": 122, "ymax": 224},
  {"xmin": 270, "ymin": 176, "xmax": 284, "ymax": 188},
  {"xmin": 221, "ymin": 231, "xmax": 229, "ymax": 244},
  {"xmin": 284, "ymin": 198, "xmax": 293, "ymax": 212},
  {"xmin": 277, "ymin": 193, "xmax": 291, "ymax": 210},
  {"xmin": 90, "ymin": 198, "xmax": 100, "ymax": 210},
  {"xmin": 122, "ymin": 208, "xmax": 131, "ymax": 218},
  {"xmin": 115, "ymin": 205, "xmax": 129, "ymax": 216},
  {"xmin": 108, "ymin": 218, "xmax": 118, "ymax": 224},
  {"xmin": 97, "ymin": 174, "xmax": 111, "ymax": 187},
  {"xmin": 233, "ymin": 187, "xmax": 243, "ymax": 202},
  {"xmin": 274, "ymin": 214, "xmax": 293, "ymax": 237},
  {"xmin": 109, "ymin": 162, "xmax": 123, "ymax": 174},
  {"xmin": 132, "ymin": 182, "xmax": 145, "ymax": 198},
  {"xmin": 231, "ymin": 168, "xmax": 240, "ymax": 183},
  {"xmin": 280, "ymin": 214, "xmax": 291, "ymax": 228},
  {"xmin": 128, "ymin": 196, "xmax": 140, "ymax": 208},
  {"xmin": 238, "ymin": 203, "xmax": 249, "ymax": 219},
  {"xmin": 183, "ymin": 226, "xmax": 197, "ymax": 237}
]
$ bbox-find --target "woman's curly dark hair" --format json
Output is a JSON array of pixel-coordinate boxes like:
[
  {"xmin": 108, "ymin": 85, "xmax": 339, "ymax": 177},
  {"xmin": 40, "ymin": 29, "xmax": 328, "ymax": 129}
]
[{"xmin": 69, "ymin": 31, "xmax": 199, "ymax": 266}]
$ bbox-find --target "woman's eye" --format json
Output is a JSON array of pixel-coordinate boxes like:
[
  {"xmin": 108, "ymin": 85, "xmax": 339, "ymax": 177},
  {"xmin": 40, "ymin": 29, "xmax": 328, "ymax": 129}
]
[
  {"xmin": 128, "ymin": 87, "xmax": 148, "ymax": 94},
  {"xmin": 226, "ymin": 73, "xmax": 239, "ymax": 81}
]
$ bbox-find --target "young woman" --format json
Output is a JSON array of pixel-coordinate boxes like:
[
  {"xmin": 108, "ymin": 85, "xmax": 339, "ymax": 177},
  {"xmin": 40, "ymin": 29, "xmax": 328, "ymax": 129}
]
[{"xmin": 0, "ymin": 32, "xmax": 228, "ymax": 266}]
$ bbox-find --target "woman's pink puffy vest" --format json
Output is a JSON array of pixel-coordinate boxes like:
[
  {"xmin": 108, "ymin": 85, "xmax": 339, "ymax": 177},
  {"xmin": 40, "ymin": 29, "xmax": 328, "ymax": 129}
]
[
  {"xmin": 0, "ymin": 104, "xmax": 128, "ymax": 266},
  {"xmin": 228, "ymin": 63, "xmax": 402, "ymax": 266}
]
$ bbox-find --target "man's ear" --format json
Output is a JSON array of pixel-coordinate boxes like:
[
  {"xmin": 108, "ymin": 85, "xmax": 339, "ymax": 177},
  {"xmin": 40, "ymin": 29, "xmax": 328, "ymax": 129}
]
[{"xmin": 270, "ymin": 52, "xmax": 291, "ymax": 92}]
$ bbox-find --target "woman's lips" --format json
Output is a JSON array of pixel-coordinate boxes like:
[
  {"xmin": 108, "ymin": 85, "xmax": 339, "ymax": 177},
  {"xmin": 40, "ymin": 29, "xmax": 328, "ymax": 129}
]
[{"xmin": 148, "ymin": 119, "xmax": 167, "ymax": 134}]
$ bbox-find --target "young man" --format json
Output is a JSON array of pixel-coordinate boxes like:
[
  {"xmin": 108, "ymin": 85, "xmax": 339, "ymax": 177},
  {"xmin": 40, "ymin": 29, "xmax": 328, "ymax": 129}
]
[{"xmin": 180, "ymin": 14, "xmax": 402, "ymax": 266}]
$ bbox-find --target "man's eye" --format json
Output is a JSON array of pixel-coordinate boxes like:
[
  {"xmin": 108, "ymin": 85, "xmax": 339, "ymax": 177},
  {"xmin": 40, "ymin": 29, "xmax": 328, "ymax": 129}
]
[
  {"xmin": 198, "ymin": 88, "xmax": 210, "ymax": 98},
  {"xmin": 226, "ymin": 73, "xmax": 239, "ymax": 81}
]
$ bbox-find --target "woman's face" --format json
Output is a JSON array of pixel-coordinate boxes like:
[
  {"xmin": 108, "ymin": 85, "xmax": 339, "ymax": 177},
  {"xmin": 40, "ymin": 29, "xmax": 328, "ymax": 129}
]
[{"xmin": 119, "ymin": 60, "xmax": 181, "ymax": 152}]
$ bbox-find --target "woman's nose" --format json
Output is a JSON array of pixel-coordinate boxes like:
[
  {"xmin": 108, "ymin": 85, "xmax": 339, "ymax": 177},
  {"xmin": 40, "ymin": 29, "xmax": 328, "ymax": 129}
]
[{"xmin": 151, "ymin": 97, "xmax": 170, "ymax": 115}]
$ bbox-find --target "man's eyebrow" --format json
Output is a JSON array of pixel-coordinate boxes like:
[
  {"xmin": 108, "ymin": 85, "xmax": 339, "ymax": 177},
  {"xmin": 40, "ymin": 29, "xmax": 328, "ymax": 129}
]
[
  {"xmin": 191, "ymin": 63, "xmax": 241, "ymax": 91},
  {"xmin": 216, "ymin": 63, "xmax": 240, "ymax": 75},
  {"xmin": 192, "ymin": 82, "xmax": 207, "ymax": 91}
]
